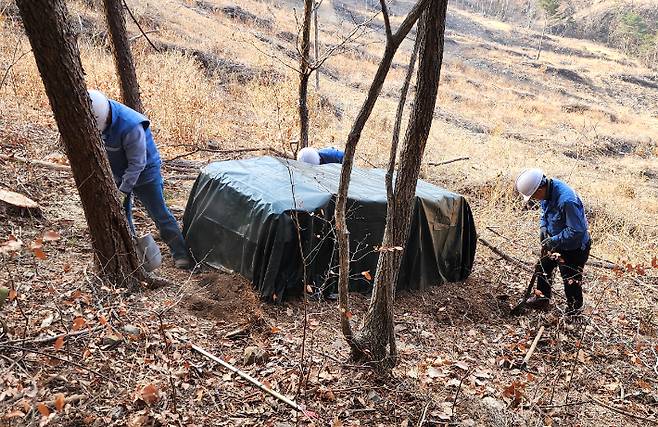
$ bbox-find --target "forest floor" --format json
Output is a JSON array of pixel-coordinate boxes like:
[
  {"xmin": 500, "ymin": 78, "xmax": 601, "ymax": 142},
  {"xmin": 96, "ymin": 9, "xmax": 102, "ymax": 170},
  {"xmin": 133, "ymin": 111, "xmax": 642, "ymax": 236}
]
[{"xmin": 1, "ymin": 0, "xmax": 658, "ymax": 426}]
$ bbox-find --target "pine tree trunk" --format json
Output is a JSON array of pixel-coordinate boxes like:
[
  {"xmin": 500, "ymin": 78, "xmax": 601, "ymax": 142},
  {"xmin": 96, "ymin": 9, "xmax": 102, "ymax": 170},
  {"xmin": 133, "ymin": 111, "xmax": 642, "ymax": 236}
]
[
  {"xmin": 354, "ymin": 0, "xmax": 448, "ymax": 369},
  {"xmin": 298, "ymin": 0, "xmax": 313, "ymax": 150},
  {"xmin": 103, "ymin": 0, "xmax": 144, "ymax": 112},
  {"xmin": 16, "ymin": 0, "xmax": 141, "ymax": 287}
]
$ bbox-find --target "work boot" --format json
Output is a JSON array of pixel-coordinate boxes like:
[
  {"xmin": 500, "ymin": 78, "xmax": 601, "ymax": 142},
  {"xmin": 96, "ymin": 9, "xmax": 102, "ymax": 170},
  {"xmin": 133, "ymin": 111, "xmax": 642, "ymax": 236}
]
[
  {"xmin": 174, "ymin": 257, "xmax": 193, "ymax": 270},
  {"xmin": 525, "ymin": 295, "xmax": 550, "ymax": 310}
]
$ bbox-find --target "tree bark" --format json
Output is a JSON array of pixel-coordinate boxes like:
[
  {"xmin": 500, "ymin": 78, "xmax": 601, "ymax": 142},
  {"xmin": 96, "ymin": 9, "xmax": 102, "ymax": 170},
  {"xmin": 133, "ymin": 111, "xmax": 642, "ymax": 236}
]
[
  {"xmin": 379, "ymin": 33, "xmax": 421, "ymax": 364},
  {"xmin": 103, "ymin": 0, "xmax": 144, "ymax": 112},
  {"xmin": 298, "ymin": 0, "xmax": 313, "ymax": 150},
  {"xmin": 353, "ymin": 0, "xmax": 449, "ymax": 368},
  {"xmin": 16, "ymin": 0, "xmax": 141, "ymax": 287},
  {"xmin": 335, "ymin": 0, "xmax": 431, "ymax": 357},
  {"xmin": 313, "ymin": 2, "xmax": 320, "ymax": 92}
]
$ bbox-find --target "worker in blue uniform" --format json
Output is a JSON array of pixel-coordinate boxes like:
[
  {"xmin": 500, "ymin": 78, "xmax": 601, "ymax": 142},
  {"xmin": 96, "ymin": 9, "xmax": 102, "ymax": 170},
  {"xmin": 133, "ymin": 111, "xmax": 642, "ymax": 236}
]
[
  {"xmin": 88, "ymin": 90, "xmax": 192, "ymax": 269},
  {"xmin": 516, "ymin": 168, "xmax": 591, "ymax": 315},
  {"xmin": 297, "ymin": 147, "xmax": 344, "ymax": 165}
]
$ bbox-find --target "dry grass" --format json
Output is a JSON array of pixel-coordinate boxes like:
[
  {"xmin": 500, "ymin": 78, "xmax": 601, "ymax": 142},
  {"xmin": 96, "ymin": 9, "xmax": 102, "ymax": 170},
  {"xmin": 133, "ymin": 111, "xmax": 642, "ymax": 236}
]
[
  {"xmin": 2, "ymin": 2, "xmax": 658, "ymax": 426},
  {"xmin": 1, "ymin": 0, "xmax": 656, "ymax": 259}
]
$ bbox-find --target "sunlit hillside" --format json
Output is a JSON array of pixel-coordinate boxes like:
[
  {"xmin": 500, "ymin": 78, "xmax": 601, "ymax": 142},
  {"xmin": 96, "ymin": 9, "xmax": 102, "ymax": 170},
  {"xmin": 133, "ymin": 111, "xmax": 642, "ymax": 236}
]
[{"xmin": 1, "ymin": 0, "xmax": 657, "ymax": 425}]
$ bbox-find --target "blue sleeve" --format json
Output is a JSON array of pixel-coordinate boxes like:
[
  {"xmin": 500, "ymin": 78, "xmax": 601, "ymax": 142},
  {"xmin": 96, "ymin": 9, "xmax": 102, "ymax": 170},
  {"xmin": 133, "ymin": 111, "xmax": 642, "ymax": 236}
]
[
  {"xmin": 550, "ymin": 201, "xmax": 586, "ymax": 248},
  {"xmin": 318, "ymin": 147, "xmax": 344, "ymax": 164},
  {"xmin": 539, "ymin": 203, "xmax": 547, "ymax": 229},
  {"xmin": 118, "ymin": 125, "xmax": 147, "ymax": 193}
]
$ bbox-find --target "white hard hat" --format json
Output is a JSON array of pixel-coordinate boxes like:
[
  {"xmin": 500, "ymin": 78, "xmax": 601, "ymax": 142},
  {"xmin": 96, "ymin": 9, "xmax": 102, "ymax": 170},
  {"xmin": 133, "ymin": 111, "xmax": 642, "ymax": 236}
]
[
  {"xmin": 88, "ymin": 90, "xmax": 110, "ymax": 132},
  {"xmin": 515, "ymin": 168, "xmax": 544, "ymax": 201},
  {"xmin": 297, "ymin": 147, "xmax": 320, "ymax": 165}
]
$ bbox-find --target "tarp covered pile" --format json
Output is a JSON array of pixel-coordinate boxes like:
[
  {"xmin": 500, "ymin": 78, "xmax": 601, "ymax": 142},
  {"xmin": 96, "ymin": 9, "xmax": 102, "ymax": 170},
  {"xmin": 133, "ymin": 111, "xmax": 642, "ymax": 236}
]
[{"xmin": 183, "ymin": 156, "xmax": 477, "ymax": 301}]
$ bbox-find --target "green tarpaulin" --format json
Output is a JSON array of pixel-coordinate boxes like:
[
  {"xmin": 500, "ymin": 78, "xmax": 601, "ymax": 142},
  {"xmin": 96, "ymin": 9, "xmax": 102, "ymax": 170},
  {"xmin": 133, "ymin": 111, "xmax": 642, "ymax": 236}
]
[{"xmin": 183, "ymin": 156, "xmax": 476, "ymax": 301}]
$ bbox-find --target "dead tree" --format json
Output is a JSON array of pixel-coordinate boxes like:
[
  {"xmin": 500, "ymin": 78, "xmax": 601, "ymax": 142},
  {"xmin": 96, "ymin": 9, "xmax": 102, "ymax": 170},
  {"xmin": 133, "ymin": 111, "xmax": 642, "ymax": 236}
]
[
  {"xmin": 16, "ymin": 0, "xmax": 142, "ymax": 287},
  {"xmin": 103, "ymin": 0, "xmax": 144, "ymax": 112},
  {"xmin": 298, "ymin": 0, "xmax": 313, "ymax": 150},
  {"xmin": 336, "ymin": 0, "xmax": 448, "ymax": 368}
]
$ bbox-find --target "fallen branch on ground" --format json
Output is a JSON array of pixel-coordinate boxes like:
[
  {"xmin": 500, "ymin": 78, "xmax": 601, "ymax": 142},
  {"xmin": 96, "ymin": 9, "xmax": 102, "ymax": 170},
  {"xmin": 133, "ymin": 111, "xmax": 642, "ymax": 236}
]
[
  {"xmin": 168, "ymin": 174, "xmax": 198, "ymax": 181},
  {"xmin": 190, "ymin": 342, "xmax": 314, "ymax": 417},
  {"xmin": 478, "ymin": 237, "xmax": 533, "ymax": 272},
  {"xmin": 522, "ymin": 325, "xmax": 544, "ymax": 366},
  {"xmin": 0, "ymin": 344, "xmax": 118, "ymax": 384},
  {"xmin": 480, "ymin": 234, "xmax": 621, "ymax": 271},
  {"xmin": 3, "ymin": 325, "xmax": 104, "ymax": 346},
  {"xmin": 164, "ymin": 146, "xmax": 290, "ymax": 163},
  {"xmin": 588, "ymin": 394, "xmax": 658, "ymax": 424},
  {"xmin": 427, "ymin": 156, "xmax": 469, "ymax": 166},
  {"xmin": 0, "ymin": 154, "xmax": 70, "ymax": 171},
  {"xmin": 417, "ymin": 401, "xmax": 430, "ymax": 427}
]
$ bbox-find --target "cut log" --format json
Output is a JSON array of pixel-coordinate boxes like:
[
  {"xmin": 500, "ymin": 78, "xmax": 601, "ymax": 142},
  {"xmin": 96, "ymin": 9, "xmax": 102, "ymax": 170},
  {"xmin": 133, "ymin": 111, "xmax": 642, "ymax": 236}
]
[{"xmin": 0, "ymin": 189, "xmax": 41, "ymax": 217}]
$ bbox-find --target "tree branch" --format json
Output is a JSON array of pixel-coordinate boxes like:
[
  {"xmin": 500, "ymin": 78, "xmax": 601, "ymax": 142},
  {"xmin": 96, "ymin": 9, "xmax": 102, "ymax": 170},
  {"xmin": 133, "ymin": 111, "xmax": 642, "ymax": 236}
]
[
  {"xmin": 379, "ymin": 0, "xmax": 392, "ymax": 40},
  {"xmin": 122, "ymin": 0, "xmax": 161, "ymax": 52}
]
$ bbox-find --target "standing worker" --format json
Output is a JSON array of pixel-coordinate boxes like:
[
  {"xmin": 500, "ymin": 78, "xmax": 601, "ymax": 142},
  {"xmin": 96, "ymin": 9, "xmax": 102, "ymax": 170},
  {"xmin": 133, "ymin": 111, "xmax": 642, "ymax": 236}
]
[
  {"xmin": 515, "ymin": 168, "xmax": 591, "ymax": 315},
  {"xmin": 297, "ymin": 147, "xmax": 344, "ymax": 165},
  {"xmin": 88, "ymin": 90, "xmax": 192, "ymax": 270}
]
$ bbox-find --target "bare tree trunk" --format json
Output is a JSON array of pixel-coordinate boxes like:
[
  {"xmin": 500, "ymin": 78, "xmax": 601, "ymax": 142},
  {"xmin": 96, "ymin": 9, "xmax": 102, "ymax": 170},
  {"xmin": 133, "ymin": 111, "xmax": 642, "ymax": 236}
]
[
  {"xmin": 103, "ymin": 0, "xmax": 144, "ymax": 112},
  {"xmin": 298, "ymin": 0, "xmax": 313, "ymax": 150},
  {"xmin": 16, "ymin": 0, "xmax": 141, "ymax": 287},
  {"xmin": 335, "ymin": 0, "xmax": 431, "ymax": 356},
  {"xmin": 379, "ymin": 34, "xmax": 421, "ymax": 363},
  {"xmin": 354, "ymin": 0, "xmax": 448, "ymax": 368},
  {"xmin": 536, "ymin": 16, "xmax": 547, "ymax": 60},
  {"xmin": 313, "ymin": 2, "xmax": 320, "ymax": 92}
]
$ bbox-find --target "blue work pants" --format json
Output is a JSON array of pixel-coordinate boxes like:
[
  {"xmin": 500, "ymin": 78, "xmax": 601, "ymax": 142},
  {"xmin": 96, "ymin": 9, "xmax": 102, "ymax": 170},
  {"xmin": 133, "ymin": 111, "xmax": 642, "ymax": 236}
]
[{"xmin": 128, "ymin": 178, "xmax": 188, "ymax": 260}]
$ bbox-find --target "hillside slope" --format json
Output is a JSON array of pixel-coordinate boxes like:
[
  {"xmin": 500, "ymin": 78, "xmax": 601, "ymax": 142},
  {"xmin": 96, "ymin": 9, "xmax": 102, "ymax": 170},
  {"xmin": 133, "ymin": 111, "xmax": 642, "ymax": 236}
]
[{"xmin": 1, "ymin": 0, "xmax": 657, "ymax": 425}]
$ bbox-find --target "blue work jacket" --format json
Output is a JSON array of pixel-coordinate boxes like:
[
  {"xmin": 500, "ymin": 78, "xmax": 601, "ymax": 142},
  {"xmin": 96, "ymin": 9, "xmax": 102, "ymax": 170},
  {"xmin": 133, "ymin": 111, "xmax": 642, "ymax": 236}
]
[
  {"xmin": 102, "ymin": 100, "xmax": 161, "ymax": 193},
  {"xmin": 540, "ymin": 179, "xmax": 591, "ymax": 251},
  {"xmin": 318, "ymin": 147, "xmax": 344, "ymax": 164}
]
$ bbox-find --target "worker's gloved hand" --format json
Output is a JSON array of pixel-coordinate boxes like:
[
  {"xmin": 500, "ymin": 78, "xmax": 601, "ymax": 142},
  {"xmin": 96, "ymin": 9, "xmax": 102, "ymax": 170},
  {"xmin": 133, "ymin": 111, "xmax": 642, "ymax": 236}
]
[
  {"xmin": 541, "ymin": 236, "xmax": 555, "ymax": 252},
  {"xmin": 540, "ymin": 226, "xmax": 549, "ymax": 243}
]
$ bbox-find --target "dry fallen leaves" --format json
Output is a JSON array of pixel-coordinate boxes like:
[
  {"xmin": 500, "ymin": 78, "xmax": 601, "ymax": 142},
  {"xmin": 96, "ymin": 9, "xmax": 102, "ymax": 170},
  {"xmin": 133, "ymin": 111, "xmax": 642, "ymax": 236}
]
[
  {"xmin": 29, "ymin": 239, "xmax": 47, "ymax": 260},
  {"xmin": 42, "ymin": 230, "xmax": 61, "ymax": 242},
  {"xmin": 361, "ymin": 270, "xmax": 372, "ymax": 281},
  {"xmin": 140, "ymin": 384, "xmax": 160, "ymax": 405},
  {"xmin": 72, "ymin": 317, "xmax": 86, "ymax": 331},
  {"xmin": 0, "ymin": 235, "xmax": 22, "ymax": 255},
  {"xmin": 54, "ymin": 336, "xmax": 65, "ymax": 351},
  {"xmin": 36, "ymin": 402, "xmax": 50, "ymax": 417},
  {"xmin": 54, "ymin": 393, "xmax": 65, "ymax": 411},
  {"xmin": 3, "ymin": 410, "xmax": 26, "ymax": 419},
  {"xmin": 502, "ymin": 380, "xmax": 525, "ymax": 407}
]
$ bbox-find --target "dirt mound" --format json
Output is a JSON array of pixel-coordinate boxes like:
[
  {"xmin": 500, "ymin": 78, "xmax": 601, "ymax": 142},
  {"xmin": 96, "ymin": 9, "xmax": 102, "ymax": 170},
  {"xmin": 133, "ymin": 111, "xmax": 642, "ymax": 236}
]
[
  {"xmin": 183, "ymin": 272, "xmax": 263, "ymax": 323},
  {"xmin": 398, "ymin": 277, "xmax": 509, "ymax": 326}
]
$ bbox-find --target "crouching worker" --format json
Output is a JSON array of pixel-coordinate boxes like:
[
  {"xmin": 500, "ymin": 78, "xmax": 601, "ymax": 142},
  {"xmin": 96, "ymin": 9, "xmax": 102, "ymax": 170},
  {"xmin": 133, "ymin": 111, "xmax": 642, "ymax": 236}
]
[
  {"xmin": 515, "ymin": 168, "xmax": 591, "ymax": 315},
  {"xmin": 297, "ymin": 147, "xmax": 344, "ymax": 165},
  {"xmin": 88, "ymin": 90, "xmax": 192, "ymax": 270}
]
